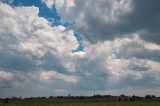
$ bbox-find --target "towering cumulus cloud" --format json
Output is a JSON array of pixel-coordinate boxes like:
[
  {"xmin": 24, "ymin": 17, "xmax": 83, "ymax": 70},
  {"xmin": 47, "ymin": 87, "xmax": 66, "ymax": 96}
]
[
  {"xmin": 43, "ymin": 0, "xmax": 160, "ymax": 43},
  {"xmin": 0, "ymin": 2, "xmax": 80, "ymax": 97},
  {"xmin": 0, "ymin": 0, "xmax": 160, "ymax": 97}
]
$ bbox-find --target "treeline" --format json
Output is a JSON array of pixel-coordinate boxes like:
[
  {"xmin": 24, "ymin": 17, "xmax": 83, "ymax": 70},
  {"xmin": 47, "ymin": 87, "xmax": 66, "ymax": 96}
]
[{"xmin": 1, "ymin": 94, "xmax": 160, "ymax": 103}]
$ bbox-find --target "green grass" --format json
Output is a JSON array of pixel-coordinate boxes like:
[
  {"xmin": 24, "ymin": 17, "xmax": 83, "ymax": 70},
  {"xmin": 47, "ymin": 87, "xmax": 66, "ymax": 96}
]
[{"xmin": 1, "ymin": 101, "xmax": 160, "ymax": 106}]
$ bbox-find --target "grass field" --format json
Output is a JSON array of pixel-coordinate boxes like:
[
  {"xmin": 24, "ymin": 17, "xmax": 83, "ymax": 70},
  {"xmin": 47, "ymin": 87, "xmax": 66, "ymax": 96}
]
[{"xmin": 1, "ymin": 101, "xmax": 160, "ymax": 106}]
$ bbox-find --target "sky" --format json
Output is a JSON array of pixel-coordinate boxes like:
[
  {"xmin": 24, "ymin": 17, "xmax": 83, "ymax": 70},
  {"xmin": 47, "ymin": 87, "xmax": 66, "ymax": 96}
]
[{"xmin": 0, "ymin": 0, "xmax": 160, "ymax": 98}]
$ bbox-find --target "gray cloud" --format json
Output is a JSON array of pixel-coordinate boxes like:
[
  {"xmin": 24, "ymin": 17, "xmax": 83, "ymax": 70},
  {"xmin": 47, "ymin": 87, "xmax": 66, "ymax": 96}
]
[
  {"xmin": 85, "ymin": 0, "xmax": 160, "ymax": 43},
  {"xmin": 39, "ymin": 52, "xmax": 67, "ymax": 73},
  {"xmin": 0, "ymin": 1, "xmax": 160, "ymax": 97},
  {"xmin": 49, "ymin": 0, "xmax": 160, "ymax": 44},
  {"xmin": 0, "ymin": 51, "xmax": 36, "ymax": 72}
]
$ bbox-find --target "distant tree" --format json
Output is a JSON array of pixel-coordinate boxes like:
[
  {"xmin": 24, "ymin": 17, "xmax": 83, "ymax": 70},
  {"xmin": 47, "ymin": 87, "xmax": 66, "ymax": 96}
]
[
  {"xmin": 41, "ymin": 97, "xmax": 46, "ymax": 99},
  {"xmin": 132, "ymin": 95, "xmax": 136, "ymax": 99},
  {"xmin": 130, "ymin": 96, "xmax": 135, "ymax": 102},
  {"xmin": 120, "ymin": 94, "xmax": 126, "ymax": 98},
  {"xmin": 19, "ymin": 96, "xmax": 22, "ymax": 99},
  {"xmin": 68, "ymin": 94, "xmax": 71, "ymax": 97},
  {"xmin": 4, "ymin": 98, "xmax": 9, "ymax": 103},
  {"xmin": 97, "ymin": 94, "xmax": 102, "ymax": 98},
  {"xmin": 49, "ymin": 96, "xmax": 54, "ymax": 99},
  {"xmin": 145, "ymin": 95, "xmax": 152, "ymax": 99},
  {"xmin": 125, "ymin": 97, "xmax": 128, "ymax": 102},
  {"xmin": 103, "ymin": 95, "xmax": 112, "ymax": 98},
  {"xmin": 118, "ymin": 98, "xmax": 121, "ymax": 102},
  {"xmin": 151, "ymin": 95, "xmax": 156, "ymax": 98}
]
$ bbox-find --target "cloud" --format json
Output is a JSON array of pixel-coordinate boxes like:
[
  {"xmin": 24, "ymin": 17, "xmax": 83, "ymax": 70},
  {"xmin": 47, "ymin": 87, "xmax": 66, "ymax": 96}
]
[
  {"xmin": 0, "ymin": 2, "xmax": 79, "ymax": 56},
  {"xmin": 0, "ymin": 71, "xmax": 13, "ymax": 80},
  {"xmin": 43, "ymin": 0, "xmax": 160, "ymax": 44},
  {"xmin": 42, "ymin": 0, "xmax": 54, "ymax": 8},
  {"xmin": 0, "ymin": 1, "xmax": 160, "ymax": 97},
  {"xmin": 0, "ymin": 2, "xmax": 81, "ymax": 95},
  {"xmin": 43, "ymin": 0, "xmax": 133, "ymax": 42},
  {"xmin": 0, "ymin": 1, "xmax": 80, "ymax": 70},
  {"xmin": 39, "ymin": 70, "xmax": 79, "ymax": 83},
  {"xmin": 0, "ymin": 71, "xmax": 13, "ymax": 89},
  {"xmin": 77, "ymin": 34, "xmax": 160, "ymax": 89},
  {"xmin": 42, "ymin": 0, "xmax": 75, "ymax": 11}
]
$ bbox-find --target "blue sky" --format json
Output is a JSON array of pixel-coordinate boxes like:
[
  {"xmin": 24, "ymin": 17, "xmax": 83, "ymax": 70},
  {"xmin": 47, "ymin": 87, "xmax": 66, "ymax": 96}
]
[
  {"xmin": 11, "ymin": 0, "xmax": 84, "ymax": 52},
  {"xmin": 12, "ymin": 0, "xmax": 60, "ymax": 20},
  {"xmin": 0, "ymin": 0, "xmax": 160, "ymax": 98}
]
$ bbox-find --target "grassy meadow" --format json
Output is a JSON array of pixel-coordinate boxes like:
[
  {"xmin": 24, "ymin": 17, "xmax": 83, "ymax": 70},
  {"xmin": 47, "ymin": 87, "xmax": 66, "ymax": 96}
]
[
  {"xmin": 0, "ymin": 97, "xmax": 160, "ymax": 106},
  {"xmin": 1, "ymin": 101, "xmax": 160, "ymax": 106}
]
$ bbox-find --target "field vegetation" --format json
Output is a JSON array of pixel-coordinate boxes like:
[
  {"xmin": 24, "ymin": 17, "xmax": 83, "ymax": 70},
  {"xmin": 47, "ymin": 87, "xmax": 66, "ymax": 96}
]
[{"xmin": 1, "ymin": 94, "xmax": 160, "ymax": 106}]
